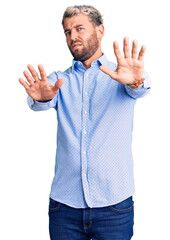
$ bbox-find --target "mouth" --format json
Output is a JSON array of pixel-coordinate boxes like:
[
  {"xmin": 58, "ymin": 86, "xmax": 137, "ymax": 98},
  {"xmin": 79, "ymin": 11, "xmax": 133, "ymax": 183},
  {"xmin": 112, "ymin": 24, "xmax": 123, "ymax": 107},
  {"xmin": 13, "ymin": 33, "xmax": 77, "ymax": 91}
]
[{"xmin": 72, "ymin": 44, "xmax": 82, "ymax": 49}]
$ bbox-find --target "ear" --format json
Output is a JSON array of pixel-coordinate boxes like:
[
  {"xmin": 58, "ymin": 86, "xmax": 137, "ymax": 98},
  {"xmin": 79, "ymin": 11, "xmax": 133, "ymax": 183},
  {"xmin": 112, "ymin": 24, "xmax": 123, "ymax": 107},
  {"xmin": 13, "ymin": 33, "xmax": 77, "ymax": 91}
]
[{"xmin": 96, "ymin": 24, "xmax": 105, "ymax": 39}]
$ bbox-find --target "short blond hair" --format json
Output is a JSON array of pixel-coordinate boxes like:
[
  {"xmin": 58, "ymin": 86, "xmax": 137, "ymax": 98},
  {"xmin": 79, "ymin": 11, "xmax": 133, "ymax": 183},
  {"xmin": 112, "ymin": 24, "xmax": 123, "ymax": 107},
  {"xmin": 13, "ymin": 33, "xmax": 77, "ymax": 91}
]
[{"xmin": 62, "ymin": 5, "xmax": 103, "ymax": 27}]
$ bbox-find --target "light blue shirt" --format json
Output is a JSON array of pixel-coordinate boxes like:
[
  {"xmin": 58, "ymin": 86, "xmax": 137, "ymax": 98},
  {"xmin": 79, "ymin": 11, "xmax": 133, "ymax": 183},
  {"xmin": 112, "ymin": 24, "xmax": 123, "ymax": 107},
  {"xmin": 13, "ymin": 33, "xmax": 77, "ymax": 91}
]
[{"xmin": 27, "ymin": 54, "xmax": 151, "ymax": 208}]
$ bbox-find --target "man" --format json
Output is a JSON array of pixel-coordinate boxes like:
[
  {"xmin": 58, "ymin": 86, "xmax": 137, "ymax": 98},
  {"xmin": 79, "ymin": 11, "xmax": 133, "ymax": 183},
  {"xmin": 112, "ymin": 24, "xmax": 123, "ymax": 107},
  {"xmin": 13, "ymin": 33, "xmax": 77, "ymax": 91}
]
[{"xmin": 19, "ymin": 5, "xmax": 151, "ymax": 240}]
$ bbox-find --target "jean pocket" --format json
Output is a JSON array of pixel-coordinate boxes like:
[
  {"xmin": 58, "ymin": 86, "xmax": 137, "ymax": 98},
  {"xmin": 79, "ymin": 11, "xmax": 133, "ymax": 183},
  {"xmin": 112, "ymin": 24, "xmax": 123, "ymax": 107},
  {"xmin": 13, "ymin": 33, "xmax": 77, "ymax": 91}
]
[
  {"xmin": 49, "ymin": 197, "xmax": 61, "ymax": 212},
  {"xmin": 108, "ymin": 196, "xmax": 134, "ymax": 213}
]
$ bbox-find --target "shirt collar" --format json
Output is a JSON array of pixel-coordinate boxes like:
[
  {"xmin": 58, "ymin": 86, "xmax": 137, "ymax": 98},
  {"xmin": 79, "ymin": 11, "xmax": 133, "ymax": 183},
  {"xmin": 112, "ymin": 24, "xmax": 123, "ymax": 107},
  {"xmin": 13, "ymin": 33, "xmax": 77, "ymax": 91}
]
[
  {"xmin": 97, "ymin": 53, "xmax": 109, "ymax": 66},
  {"xmin": 71, "ymin": 53, "xmax": 109, "ymax": 73}
]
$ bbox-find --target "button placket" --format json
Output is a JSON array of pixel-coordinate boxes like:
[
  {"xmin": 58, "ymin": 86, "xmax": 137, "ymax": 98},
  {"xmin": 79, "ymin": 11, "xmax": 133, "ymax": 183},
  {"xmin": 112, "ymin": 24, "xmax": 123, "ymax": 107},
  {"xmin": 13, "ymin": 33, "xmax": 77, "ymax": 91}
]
[{"xmin": 81, "ymin": 70, "xmax": 91, "ymax": 205}]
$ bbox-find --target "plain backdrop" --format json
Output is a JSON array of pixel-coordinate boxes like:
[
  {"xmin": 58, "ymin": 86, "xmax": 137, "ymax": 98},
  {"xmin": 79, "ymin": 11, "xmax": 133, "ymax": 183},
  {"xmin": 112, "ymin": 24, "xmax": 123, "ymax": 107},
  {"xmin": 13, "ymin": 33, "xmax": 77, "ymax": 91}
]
[{"xmin": 0, "ymin": 0, "xmax": 170, "ymax": 239}]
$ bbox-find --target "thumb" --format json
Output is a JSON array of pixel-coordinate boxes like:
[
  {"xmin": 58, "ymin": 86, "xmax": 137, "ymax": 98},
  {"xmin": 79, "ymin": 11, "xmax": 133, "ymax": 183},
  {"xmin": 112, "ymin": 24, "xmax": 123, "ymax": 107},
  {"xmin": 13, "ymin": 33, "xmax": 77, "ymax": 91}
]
[
  {"xmin": 53, "ymin": 78, "xmax": 64, "ymax": 93},
  {"xmin": 99, "ymin": 65, "xmax": 118, "ymax": 80}
]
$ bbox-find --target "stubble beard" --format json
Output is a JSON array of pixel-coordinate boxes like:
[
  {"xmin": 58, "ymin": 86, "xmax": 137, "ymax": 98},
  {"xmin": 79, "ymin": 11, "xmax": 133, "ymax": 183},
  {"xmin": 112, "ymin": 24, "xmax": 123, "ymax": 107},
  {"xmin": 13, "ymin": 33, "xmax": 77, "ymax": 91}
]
[{"xmin": 69, "ymin": 32, "xmax": 99, "ymax": 62}]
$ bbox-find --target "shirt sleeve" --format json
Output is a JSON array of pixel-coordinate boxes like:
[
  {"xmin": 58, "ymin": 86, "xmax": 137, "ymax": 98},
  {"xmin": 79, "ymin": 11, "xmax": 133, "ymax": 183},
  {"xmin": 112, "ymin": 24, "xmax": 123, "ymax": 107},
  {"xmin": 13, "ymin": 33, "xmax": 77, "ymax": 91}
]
[
  {"xmin": 124, "ymin": 70, "xmax": 151, "ymax": 99},
  {"xmin": 27, "ymin": 71, "xmax": 59, "ymax": 111}
]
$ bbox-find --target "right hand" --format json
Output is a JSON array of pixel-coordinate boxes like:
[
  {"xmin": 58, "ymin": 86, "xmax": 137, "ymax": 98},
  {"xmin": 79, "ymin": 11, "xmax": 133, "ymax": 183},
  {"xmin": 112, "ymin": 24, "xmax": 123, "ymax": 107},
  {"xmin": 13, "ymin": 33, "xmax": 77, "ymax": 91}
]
[{"xmin": 19, "ymin": 64, "xmax": 64, "ymax": 101}]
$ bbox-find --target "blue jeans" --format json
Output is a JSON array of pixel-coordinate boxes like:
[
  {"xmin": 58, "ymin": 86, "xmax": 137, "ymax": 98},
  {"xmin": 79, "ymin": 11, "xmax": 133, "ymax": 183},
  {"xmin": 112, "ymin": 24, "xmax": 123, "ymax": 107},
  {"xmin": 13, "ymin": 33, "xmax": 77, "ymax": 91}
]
[{"xmin": 49, "ymin": 196, "xmax": 134, "ymax": 240}]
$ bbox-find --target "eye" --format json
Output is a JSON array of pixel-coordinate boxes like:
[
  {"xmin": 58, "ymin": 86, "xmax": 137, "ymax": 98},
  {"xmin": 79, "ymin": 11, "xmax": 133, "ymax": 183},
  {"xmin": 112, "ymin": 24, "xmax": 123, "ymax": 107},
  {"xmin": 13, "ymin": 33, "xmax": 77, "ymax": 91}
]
[
  {"xmin": 65, "ymin": 31, "xmax": 71, "ymax": 36},
  {"xmin": 77, "ymin": 27, "xmax": 83, "ymax": 31}
]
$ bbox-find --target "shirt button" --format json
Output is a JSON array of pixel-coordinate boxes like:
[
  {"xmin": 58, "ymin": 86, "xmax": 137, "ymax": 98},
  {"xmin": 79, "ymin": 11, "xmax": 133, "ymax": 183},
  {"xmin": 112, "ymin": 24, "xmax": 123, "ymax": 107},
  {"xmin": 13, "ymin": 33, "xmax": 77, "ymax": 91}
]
[
  {"xmin": 83, "ymin": 151, "xmax": 86, "ymax": 155},
  {"xmin": 83, "ymin": 130, "xmax": 87, "ymax": 135},
  {"xmin": 84, "ymin": 111, "xmax": 87, "ymax": 115},
  {"xmin": 85, "ymin": 91, "xmax": 88, "ymax": 95}
]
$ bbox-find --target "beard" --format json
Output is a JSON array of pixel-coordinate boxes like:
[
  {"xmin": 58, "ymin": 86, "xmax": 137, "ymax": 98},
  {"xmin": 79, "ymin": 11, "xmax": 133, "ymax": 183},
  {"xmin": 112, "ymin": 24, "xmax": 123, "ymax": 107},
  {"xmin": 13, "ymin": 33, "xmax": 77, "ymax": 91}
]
[{"xmin": 68, "ymin": 31, "xmax": 99, "ymax": 62}]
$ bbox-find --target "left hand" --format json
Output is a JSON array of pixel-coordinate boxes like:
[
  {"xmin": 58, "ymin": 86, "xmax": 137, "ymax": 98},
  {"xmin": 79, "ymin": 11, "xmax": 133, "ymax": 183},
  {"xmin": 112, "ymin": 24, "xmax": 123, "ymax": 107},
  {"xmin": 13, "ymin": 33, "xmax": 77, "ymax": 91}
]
[{"xmin": 99, "ymin": 37, "xmax": 146, "ymax": 85}]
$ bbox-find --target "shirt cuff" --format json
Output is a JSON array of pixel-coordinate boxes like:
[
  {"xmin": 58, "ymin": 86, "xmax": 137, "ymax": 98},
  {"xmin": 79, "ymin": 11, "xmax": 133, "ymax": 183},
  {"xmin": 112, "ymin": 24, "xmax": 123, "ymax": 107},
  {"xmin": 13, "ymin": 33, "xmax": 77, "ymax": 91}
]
[
  {"xmin": 27, "ymin": 96, "xmax": 55, "ymax": 110},
  {"xmin": 37, "ymin": 99, "xmax": 53, "ymax": 102}
]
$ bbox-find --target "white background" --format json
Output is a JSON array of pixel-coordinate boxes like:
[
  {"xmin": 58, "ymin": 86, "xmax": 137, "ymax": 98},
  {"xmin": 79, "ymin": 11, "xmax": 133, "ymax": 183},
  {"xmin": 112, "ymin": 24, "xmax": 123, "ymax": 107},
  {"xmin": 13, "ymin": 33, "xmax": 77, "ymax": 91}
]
[{"xmin": 0, "ymin": 0, "xmax": 170, "ymax": 239}]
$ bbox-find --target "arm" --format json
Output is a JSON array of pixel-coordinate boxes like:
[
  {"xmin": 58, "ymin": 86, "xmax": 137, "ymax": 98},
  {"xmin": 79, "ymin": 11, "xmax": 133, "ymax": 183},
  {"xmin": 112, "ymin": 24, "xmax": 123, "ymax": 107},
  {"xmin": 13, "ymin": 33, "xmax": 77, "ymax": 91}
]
[
  {"xmin": 99, "ymin": 37, "xmax": 151, "ymax": 98},
  {"xmin": 19, "ymin": 64, "xmax": 64, "ymax": 111}
]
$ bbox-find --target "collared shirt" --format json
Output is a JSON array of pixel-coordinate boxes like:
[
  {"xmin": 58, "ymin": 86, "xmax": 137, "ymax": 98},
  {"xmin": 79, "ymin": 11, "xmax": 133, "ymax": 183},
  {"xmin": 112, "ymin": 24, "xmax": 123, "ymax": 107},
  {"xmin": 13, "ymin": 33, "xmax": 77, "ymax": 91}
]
[{"xmin": 27, "ymin": 54, "xmax": 151, "ymax": 208}]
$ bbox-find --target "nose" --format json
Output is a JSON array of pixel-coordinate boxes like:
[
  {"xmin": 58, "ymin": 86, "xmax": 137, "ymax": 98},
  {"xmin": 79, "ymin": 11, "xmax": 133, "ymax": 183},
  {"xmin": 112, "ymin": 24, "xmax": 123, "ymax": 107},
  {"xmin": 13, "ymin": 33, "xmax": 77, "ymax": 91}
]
[{"xmin": 70, "ymin": 29, "xmax": 78, "ymax": 41}]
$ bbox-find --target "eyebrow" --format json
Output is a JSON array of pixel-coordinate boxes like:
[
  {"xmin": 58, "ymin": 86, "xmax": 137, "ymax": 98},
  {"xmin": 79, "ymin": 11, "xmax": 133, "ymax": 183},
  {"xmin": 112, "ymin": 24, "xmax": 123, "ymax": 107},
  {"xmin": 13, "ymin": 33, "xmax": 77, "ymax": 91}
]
[{"xmin": 64, "ymin": 25, "xmax": 84, "ymax": 33}]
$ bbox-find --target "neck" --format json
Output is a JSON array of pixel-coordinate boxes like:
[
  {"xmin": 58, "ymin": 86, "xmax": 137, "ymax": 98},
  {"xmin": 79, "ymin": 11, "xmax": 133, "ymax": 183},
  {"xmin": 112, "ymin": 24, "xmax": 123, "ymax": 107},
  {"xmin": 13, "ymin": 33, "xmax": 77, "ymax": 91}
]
[{"xmin": 82, "ymin": 48, "xmax": 103, "ymax": 69}]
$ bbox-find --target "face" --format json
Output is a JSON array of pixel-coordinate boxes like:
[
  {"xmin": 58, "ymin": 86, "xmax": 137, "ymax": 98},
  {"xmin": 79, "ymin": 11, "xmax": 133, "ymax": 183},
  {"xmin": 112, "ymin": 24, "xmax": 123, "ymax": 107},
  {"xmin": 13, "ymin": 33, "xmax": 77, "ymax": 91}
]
[{"xmin": 63, "ymin": 14, "xmax": 101, "ymax": 62}]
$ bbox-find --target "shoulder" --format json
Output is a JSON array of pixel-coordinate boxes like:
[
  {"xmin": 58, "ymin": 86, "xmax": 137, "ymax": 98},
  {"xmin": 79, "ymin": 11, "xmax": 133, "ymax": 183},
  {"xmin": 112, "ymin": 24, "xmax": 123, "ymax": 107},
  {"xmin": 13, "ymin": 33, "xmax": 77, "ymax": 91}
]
[
  {"xmin": 58, "ymin": 65, "xmax": 74, "ymax": 75},
  {"xmin": 47, "ymin": 66, "xmax": 73, "ymax": 82}
]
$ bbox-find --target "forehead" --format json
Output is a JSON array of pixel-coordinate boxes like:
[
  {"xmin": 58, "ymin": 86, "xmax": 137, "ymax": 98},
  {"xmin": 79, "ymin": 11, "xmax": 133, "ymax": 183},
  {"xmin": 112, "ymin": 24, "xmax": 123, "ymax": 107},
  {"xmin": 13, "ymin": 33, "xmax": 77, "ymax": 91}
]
[{"xmin": 63, "ymin": 14, "xmax": 94, "ymax": 30}]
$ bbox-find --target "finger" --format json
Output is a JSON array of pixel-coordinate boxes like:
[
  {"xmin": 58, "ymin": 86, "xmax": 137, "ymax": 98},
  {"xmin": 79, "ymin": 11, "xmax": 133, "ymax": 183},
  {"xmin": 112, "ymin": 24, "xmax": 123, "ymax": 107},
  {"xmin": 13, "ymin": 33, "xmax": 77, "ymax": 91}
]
[
  {"xmin": 23, "ymin": 70, "xmax": 34, "ymax": 85},
  {"xmin": 99, "ymin": 65, "xmax": 118, "ymax": 80},
  {"xmin": 27, "ymin": 64, "xmax": 40, "ymax": 82},
  {"xmin": 123, "ymin": 37, "xmax": 130, "ymax": 58},
  {"xmin": 113, "ymin": 41, "xmax": 123, "ymax": 62},
  {"xmin": 138, "ymin": 45, "xmax": 146, "ymax": 61},
  {"xmin": 38, "ymin": 64, "xmax": 47, "ymax": 82},
  {"xmin": 19, "ymin": 78, "xmax": 30, "ymax": 90},
  {"xmin": 53, "ymin": 79, "xmax": 64, "ymax": 93},
  {"xmin": 131, "ymin": 40, "xmax": 138, "ymax": 59}
]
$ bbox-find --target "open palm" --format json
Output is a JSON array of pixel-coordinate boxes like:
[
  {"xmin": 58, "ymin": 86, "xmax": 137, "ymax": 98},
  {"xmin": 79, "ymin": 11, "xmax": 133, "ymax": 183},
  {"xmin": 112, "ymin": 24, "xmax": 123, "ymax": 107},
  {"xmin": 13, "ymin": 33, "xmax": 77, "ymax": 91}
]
[
  {"xmin": 100, "ymin": 37, "xmax": 146, "ymax": 85},
  {"xmin": 19, "ymin": 64, "xmax": 64, "ymax": 101}
]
